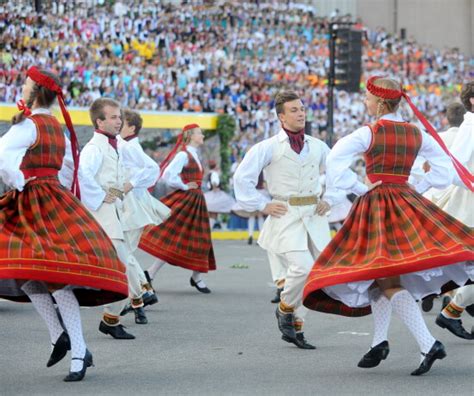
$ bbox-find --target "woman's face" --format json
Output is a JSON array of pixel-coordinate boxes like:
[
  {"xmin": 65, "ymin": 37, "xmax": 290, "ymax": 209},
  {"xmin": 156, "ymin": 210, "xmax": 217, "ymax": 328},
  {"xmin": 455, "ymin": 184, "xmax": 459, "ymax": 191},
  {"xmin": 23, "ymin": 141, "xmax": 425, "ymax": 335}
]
[
  {"xmin": 189, "ymin": 128, "xmax": 205, "ymax": 146},
  {"xmin": 22, "ymin": 77, "xmax": 36, "ymax": 103},
  {"xmin": 364, "ymin": 91, "xmax": 380, "ymax": 116}
]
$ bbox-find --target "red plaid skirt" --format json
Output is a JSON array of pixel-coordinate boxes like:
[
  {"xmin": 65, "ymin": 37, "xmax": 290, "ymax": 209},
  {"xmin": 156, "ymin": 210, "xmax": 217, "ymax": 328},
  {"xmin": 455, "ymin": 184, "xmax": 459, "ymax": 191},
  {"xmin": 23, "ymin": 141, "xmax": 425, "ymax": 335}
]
[
  {"xmin": 0, "ymin": 177, "xmax": 128, "ymax": 306},
  {"xmin": 139, "ymin": 188, "xmax": 216, "ymax": 272},
  {"xmin": 303, "ymin": 184, "xmax": 473, "ymax": 316}
]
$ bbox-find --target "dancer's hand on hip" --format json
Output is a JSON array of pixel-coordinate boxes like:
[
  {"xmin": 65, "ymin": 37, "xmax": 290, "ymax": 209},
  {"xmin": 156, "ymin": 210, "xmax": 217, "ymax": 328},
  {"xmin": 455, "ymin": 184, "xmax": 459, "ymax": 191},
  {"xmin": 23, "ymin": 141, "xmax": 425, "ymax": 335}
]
[
  {"xmin": 262, "ymin": 202, "xmax": 288, "ymax": 218},
  {"xmin": 315, "ymin": 200, "xmax": 330, "ymax": 216}
]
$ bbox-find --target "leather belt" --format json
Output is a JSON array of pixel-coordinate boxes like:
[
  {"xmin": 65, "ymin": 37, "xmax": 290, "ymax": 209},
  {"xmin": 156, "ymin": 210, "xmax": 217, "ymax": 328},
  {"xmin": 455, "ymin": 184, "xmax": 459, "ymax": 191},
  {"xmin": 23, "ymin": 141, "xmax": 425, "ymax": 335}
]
[
  {"xmin": 273, "ymin": 195, "xmax": 319, "ymax": 206},
  {"xmin": 108, "ymin": 187, "xmax": 124, "ymax": 200}
]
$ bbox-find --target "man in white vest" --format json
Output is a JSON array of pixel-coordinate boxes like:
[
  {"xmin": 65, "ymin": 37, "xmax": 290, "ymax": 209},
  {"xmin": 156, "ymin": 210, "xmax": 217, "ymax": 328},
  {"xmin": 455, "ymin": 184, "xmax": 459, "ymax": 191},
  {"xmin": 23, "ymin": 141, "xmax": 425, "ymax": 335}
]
[
  {"xmin": 432, "ymin": 88, "xmax": 474, "ymax": 339},
  {"xmin": 234, "ymin": 91, "xmax": 335, "ymax": 349},
  {"xmin": 79, "ymin": 98, "xmax": 146, "ymax": 339}
]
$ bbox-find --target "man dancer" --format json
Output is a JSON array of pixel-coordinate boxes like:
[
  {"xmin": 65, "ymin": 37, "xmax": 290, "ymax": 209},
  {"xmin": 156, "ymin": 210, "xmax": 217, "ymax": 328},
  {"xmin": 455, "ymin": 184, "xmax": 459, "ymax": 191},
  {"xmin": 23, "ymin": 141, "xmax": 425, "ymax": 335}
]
[
  {"xmin": 234, "ymin": 91, "xmax": 334, "ymax": 349},
  {"xmin": 80, "ymin": 98, "xmax": 145, "ymax": 337},
  {"xmin": 431, "ymin": 86, "xmax": 474, "ymax": 339},
  {"xmin": 118, "ymin": 108, "xmax": 171, "ymax": 314}
]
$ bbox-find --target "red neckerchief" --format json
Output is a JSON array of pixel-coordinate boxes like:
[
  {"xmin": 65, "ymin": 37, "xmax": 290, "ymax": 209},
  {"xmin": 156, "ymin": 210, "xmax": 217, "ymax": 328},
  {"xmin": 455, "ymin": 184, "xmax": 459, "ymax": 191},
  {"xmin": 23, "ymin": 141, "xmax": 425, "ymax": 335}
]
[
  {"xmin": 283, "ymin": 126, "xmax": 305, "ymax": 154},
  {"xmin": 124, "ymin": 134, "xmax": 138, "ymax": 142},
  {"xmin": 96, "ymin": 129, "xmax": 118, "ymax": 150}
]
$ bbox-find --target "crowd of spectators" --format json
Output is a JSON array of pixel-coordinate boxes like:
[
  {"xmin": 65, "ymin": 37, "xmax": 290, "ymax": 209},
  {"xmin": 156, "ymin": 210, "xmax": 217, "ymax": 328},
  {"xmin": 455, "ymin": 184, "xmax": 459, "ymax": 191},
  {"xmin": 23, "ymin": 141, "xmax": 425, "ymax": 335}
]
[{"xmin": 0, "ymin": 0, "xmax": 472, "ymax": 169}]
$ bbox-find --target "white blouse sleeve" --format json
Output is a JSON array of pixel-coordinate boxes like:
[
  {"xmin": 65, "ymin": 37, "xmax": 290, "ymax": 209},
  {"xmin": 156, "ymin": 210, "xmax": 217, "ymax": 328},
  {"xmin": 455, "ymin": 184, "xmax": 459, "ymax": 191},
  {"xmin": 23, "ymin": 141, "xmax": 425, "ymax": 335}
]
[
  {"xmin": 162, "ymin": 151, "xmax": 189, "ymax": 190},
  {"xmin": 79, "ymin": 145, "xmax": 106, "ymax": 211},
  {"xmin": 0, "ymin": 119, "xmax": 37, "ymax": 191},
  {"xmin": 233, "ymin": 139, "xmax": 273, "ymax": 212},
  {"xmin": 326, "ymin": 126, "xmax": 371, "ymax": 197},
  {"xmin": 58, "ymin": 135, "xmax": 74, "ymax": 189},
  {"xmin": 122, "ymin": 143, "xmax": 159, "ymax": 189},
  {"xmin": 411, "ymin": 130, "xmax": 454, "ymax": 194}
]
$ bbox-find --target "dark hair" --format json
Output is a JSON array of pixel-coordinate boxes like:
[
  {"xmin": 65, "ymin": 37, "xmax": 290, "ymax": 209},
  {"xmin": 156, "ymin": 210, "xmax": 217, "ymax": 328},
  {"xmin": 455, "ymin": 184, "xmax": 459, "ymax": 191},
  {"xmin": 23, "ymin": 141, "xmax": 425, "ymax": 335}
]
[
  {"xmin": 12, "ymin": 69, "xmax": 61, "ymax": 125},
  {"xmin": 123, "ymin": 108, "xmax": 143, "ymax": 135},
  {"xmin": 274, "ymin": 91, "xmax": 300, "ymax": 114},
  {"xmin": 89, "ymin": 98, "xmax": 120, "ymax": 129},
  {"xmin": 446, "ymin": 102, "xmax": 466, "ymax": 127},
  {"xmin": 460, "ymin": 81, "xmax": 474, "ymax": 111}
]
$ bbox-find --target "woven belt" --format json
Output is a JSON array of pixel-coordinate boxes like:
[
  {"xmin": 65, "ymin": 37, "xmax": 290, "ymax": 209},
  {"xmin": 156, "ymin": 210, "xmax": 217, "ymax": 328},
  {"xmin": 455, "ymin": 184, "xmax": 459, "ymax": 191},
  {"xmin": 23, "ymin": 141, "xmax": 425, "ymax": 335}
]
[
  {"xmin": 108, "ymin": 187, "xmax": 124, "ymax": 200},
  {"xmin": 273, "ymin": 195, "xmax": 319, "ymax": 206}
]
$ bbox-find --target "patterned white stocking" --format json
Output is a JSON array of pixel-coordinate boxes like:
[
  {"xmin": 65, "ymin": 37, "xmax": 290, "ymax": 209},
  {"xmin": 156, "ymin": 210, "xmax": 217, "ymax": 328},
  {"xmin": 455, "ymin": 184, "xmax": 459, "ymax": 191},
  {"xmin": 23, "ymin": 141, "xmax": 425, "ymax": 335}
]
[
  {"xmin": 21, "ymin": 281, "xmax": 63, "ymax": 346},
  {"xmin": 369, "ymin": 288, "xmax": 392, "ymax": 347},
  {"xmin": 53, "ymin": 289, "xmax": 86, "ymax": 372},
  {"xmin": 391, "ymin": 290, "xmax": 436, "ymax": 359}
]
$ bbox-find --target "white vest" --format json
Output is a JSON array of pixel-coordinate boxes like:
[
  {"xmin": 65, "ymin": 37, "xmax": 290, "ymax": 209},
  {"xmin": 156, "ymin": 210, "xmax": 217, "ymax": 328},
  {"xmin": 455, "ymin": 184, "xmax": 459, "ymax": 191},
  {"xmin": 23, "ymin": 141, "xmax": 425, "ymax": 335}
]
[
  {"xmin": 258, "ymin": 135, "xmax": 331, "ymax": 253},
  {"xmin": 83, "ymin": 133, "xmax": 125, "ymax": 240}
]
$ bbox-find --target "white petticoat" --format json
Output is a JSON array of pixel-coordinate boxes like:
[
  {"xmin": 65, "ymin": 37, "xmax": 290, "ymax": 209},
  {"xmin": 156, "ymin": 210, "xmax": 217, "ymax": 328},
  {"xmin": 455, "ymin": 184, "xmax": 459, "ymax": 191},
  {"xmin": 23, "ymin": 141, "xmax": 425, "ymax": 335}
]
[
  {"xmin": 323, "ymin": 262, "xmax": 474, "ymax": 308},
  {"xmin": 204, "ymin": 189, "xmax": 236, "ymax": 213}
]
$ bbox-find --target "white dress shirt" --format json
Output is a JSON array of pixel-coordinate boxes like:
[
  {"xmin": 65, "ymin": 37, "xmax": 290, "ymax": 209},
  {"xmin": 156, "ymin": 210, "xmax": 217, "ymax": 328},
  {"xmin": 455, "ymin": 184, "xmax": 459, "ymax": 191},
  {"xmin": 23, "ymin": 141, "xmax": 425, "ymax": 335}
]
[
  {"xmin": 326, "ymin": 113, "xmax": 454, "ymax": 196},
  {"xmin": 162, "ymin": 145, "xmax": 202, "ymax": 191},
  {"xmin": 233, "ymin": 129, "xmax": 331, "ymax": 212},
  {"xmin": 117, "ymin": 135, "xmax": 160, "ymax": 194},
  {"xmin": 0, "ymin": 108, "xmax": 73, "ymax": 191}
]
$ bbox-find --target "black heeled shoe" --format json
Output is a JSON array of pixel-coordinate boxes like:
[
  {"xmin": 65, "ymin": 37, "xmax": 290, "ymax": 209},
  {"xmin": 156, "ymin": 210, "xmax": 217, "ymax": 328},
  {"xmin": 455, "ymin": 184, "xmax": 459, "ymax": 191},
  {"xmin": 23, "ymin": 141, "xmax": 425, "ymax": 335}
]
[
  {"xmin": 47, "ymin": 332, "xmax": 71, "ymax": 367},
  {"xmin": 190, "ymin": 277, "xmax": 211, "ymax": 294},
  {"xmin": 358, "ymin": 341, "xmax": 390, "ymax": 368},
  {"xmin": 410, "ymin": 340, "xmax": 446, "ymax": 376},
  {"xmin": 63, "ymin": 349, "xmax": 94, "ymax": 382}
]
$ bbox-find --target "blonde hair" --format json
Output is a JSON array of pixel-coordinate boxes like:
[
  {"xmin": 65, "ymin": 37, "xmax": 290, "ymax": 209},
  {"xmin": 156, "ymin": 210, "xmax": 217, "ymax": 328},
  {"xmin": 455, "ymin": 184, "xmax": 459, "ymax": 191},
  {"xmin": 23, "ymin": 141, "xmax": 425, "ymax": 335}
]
[{"xmin": 372, "ymin": 78, "xmax": 402, "ymax": 118}]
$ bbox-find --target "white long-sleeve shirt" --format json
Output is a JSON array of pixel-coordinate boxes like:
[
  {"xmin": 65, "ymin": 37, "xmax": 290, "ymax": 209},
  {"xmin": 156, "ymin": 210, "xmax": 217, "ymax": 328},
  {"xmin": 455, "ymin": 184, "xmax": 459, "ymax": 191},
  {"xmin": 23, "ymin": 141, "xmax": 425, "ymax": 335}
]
[
  {"xmin": 234, "ymin": 130, "xmax": 332, "ymax": 212},
  {"xmin": 117, "ymin": 135, "xmax": 159, "ymax": 192},
  {"xmin": 79, "ymin": 143, "xmax": 108, "ymax": 211},
  {"xmin": 326, "ymin": 113, "xmax": 454, "ymax": 196},
  {"xmin": 0, "ymin": 108, "xmax": 73, "ymax": 191},
  {"xmin": 162, "ymin": 145, "xmax": 202, "ymax": 191}
]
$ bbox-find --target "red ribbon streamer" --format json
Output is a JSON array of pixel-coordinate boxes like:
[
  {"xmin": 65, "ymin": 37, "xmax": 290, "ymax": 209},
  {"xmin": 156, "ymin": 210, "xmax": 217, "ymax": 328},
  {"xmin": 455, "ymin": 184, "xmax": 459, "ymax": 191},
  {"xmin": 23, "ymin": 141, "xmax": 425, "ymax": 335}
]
[{"xmin": 367, "ymin": 75, "xmax": 474, "ymax": 191}]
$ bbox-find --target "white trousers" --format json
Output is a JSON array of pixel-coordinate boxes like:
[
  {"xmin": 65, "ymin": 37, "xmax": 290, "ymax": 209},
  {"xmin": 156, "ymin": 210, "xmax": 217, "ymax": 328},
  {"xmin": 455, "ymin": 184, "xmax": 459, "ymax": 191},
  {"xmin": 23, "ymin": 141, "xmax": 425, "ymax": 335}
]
[
  {"xmin": 280, "ymin": 238, "xmax": 320, "ymax": 322},
  {"xmin": 125, "ymin": 228, "xmax": 147, "ymax": 285},
  {"xmin": 267, "ymin": 251, "xmax": 288, "ymax": 285},
  {"xmin": 103, "ymin": 238, "xmax": 142, "ymax": 317},
  {"xmin": 453, "ymin": 284, "xmax": 474, "ymax": 308}
]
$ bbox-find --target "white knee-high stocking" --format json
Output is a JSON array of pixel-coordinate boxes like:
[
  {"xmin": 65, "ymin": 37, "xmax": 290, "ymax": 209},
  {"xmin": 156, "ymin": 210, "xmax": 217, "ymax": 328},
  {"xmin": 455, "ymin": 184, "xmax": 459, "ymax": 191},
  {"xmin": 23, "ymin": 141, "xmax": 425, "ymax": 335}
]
[
  {"xmin": 52, "ymin": 289, "xmax": 86, "ymax": 372},
  {"xmin": 21, "ymin": 281, "xmax": 63, "ymax": 346},
  {"xmin": 369, "ymin": 288, "xmax": 392, "ymax": 347},
  {"xmin": 390, "ymin": 290, "xmax": 436, "ymax": 356}
]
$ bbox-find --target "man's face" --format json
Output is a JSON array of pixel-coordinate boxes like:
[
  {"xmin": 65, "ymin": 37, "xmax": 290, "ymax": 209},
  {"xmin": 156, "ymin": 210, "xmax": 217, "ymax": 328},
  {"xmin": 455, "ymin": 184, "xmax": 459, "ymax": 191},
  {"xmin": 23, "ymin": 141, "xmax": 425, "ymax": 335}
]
[
  {"xmin": 97, "ymin": 105, "xmax": 122, "ymax": 135},
  {"xmin": 279, "ymin": 99, "xmax": 306, "ymax": 132}
]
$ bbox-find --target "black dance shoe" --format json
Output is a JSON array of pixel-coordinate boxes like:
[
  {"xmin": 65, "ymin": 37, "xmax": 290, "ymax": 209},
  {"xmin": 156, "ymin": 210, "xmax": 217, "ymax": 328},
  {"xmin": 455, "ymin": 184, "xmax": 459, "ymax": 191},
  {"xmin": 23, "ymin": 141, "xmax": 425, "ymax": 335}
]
[
  {"xmin": 47, "ymin": 331, "xmax": 71, "ymax": 367},
  {"xmin": 63, "ymin": 349, "xmax": 94, "ymax": 382},
  {"xmin": 358, "ymin": 341, "xmax": 390, "ymax": 368},
  {"xmin": 435, "ymin": 314, "xmax": 473, "ymax": 340},
  {"xmin": 275, "ymin": 307, "xmax": 296, "ymax": 340},
  {"xmin": 99, "ymin": 321, "xmax": 135, "ymax": 340},
  {"xmin": 421, "ymin": 296, "xmax": 435, "ymax": 312},
  {"xmin": 271, "ymin": 288, "xmax": 283, "ymax": 304},
  {"xmin": 190, "ymin": 277, "xmax": 211, "ymax": 294},
  {"xmin": 134, "ymin": 307, "xmax": 148, "ymax": 325},
  {"xmin": 282, "ymin": 332, "xmax": 316, "ymax": 349},
  {"xmin": 143, "ymin": 290, "xmax": 159, "ymax": 306},
  {"xmin": 410, "ymin": 341, "xmax": 446, "ymax": 376}
]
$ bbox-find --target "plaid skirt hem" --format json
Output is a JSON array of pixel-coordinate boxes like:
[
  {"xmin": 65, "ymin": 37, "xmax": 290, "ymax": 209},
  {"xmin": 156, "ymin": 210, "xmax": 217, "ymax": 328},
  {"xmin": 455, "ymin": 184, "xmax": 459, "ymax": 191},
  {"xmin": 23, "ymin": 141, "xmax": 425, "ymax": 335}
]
[{"xmin": 139, "ymin": 241, "xmax": 216, "ymax": 272}]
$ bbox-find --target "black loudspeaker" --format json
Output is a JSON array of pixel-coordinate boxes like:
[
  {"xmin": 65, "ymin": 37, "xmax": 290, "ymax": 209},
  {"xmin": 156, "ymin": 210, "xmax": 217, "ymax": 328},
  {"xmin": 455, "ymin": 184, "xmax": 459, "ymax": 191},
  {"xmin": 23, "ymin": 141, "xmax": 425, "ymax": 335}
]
[
  {"xmin": 400, "ymin": 28, "xmax": 406, "ymax": 40},
  {"xmin": 34, "ymin": 0, "xmax": 42, "ymax": 12},
  {"xmin": 304, "ymin": 121, "xmax": 312, "ymax": 136}
]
